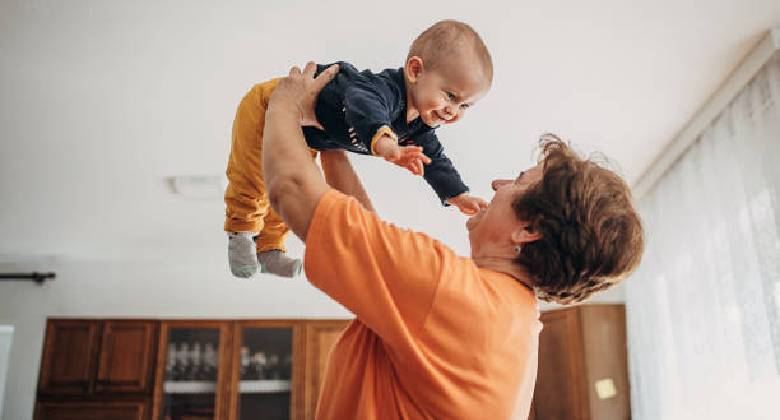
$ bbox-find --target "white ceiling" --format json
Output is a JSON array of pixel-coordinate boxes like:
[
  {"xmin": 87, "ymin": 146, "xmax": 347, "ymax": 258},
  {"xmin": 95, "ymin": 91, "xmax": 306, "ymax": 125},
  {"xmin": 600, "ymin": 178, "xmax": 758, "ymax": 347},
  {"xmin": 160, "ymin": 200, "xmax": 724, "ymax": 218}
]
[{"xmin": 1, "ymin": 0, "xmax": 779, "ymax": 265}]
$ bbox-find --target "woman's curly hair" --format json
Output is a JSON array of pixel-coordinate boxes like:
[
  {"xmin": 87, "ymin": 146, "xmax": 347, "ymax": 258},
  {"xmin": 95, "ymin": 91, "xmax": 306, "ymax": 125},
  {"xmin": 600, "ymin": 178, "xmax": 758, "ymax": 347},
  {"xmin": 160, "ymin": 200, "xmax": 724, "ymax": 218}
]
[{"xmin": 514, "ymin": 135, "xmax": 644, "ymax": 304}]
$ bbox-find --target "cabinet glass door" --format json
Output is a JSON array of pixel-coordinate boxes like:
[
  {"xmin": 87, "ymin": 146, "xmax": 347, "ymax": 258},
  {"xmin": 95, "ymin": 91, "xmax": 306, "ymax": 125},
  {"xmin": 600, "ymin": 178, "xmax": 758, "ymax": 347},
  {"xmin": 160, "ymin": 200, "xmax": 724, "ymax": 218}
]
[
  {"xmin": 158, "ymin": 325, "xmax": 225, "ymax": 420},
  {"xmin": 236, "ymin": 326, "xmax": 293, "ymax": 420}
]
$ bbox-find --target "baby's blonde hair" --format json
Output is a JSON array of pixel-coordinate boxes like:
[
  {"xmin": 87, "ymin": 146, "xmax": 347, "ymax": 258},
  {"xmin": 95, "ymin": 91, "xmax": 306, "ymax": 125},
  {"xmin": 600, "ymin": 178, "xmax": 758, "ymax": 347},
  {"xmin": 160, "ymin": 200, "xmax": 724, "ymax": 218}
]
[{"xmin": 407, "ymin": 20, "xmax": 493, "ymax": 83}]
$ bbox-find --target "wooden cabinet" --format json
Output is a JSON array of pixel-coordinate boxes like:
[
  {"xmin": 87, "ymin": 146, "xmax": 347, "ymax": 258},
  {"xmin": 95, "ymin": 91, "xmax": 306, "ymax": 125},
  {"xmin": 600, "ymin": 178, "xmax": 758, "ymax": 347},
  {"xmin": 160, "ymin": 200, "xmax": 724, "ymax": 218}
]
[
  {"xmin": 527, "ymin": 401, "xmax": 536, "ymax": 420},
  {"xmin": 38, "ymin": 320, "xmax": 100, "ymax": 395},
  {"xmin": 96, "ymin": 321, "xmax": 158, "ymax": 394},
  {"xmin": 37, "ymin": 313, "xmax": 628, "ymax": 419},
  {"xmin": 531, "ymin": 304, "xmax": 630, "ymax": 420},
  {"xmin": 36, "ymin": 320, "xmax": 157, "ymax": 420},
  {"xmin": 36, "ymin": 318, "xmax": 352, "ymax": 420},
  {"xmin": 152, "ymin": 321, "xmax": 232, "ymax": 420},
  {"xmin": 228, "ymin": 321, "xmax": 306, "ymax": 420},
  {"xmin": 302, "ymin": 320, "xmax": 351, "ymax": 419},
  {"xmin": 38, "ymin": 320, "xmax": 157, "ymax": 397},
  {"xmin": 35, "ymin": 400, "xmax": 148, "ymax": 420}
]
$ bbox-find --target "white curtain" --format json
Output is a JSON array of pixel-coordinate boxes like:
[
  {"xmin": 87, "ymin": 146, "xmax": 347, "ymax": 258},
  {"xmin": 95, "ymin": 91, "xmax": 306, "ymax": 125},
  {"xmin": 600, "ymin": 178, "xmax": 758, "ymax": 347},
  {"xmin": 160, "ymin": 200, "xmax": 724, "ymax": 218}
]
[{"xmin": 626, "ymin": 51, "xmax": 780, "ymax": 420}]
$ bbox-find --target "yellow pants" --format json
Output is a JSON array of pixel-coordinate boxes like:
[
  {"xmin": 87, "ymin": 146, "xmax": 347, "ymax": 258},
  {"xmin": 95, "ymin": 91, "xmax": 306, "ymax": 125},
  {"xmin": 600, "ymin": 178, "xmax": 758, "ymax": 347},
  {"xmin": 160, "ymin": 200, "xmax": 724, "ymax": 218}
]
[{"xmin": 224, "ymin": 79, "xmax": 317, "ymax": 252}]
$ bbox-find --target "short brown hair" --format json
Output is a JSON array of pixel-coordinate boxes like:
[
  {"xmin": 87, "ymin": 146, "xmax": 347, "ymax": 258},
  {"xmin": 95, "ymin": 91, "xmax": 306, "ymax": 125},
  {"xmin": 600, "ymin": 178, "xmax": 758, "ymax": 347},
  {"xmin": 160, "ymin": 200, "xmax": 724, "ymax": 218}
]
[
  {"xmin": 407, "ymin": 20, "xmax": 493, "ymax": 83},
  {"xmin": 513, "ymin": 135, "xmax": 644, "ymax": 304}
]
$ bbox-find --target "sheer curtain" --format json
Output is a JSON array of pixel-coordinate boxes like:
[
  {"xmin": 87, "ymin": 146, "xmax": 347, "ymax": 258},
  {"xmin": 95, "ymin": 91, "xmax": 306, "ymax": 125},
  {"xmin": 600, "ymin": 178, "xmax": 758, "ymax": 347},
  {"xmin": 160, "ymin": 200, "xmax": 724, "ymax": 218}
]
[{"xmin": 626, "ymin": 52, "xmax": 780, "ymax": 420}]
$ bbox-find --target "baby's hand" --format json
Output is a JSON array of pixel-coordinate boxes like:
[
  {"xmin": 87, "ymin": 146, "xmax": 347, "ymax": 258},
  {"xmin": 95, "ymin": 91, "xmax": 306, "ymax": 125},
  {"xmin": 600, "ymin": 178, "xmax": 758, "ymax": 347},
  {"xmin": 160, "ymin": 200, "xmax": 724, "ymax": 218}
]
[
  {"xmin": 447, "ymin": 193, "xmax": 488, "ymax": 215},
  {"xmin": 376, "ymin": 137, "xmax": 432, "ymax": 176},
  {"xmin": 386, "ymin": 145, "xmax": 432, "ymax": 176}
]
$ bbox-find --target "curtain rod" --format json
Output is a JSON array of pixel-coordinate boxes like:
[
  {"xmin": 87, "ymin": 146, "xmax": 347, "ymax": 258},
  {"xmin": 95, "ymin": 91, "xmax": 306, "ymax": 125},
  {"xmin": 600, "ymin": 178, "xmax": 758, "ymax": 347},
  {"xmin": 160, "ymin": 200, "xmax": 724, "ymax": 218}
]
[
  {"xmin": 0, "ymin": 272, "xmax": 56, "ymax": 285},
  {"xmin": 633, "ymin": 26, "xmax": 780, "ymax": 199}
]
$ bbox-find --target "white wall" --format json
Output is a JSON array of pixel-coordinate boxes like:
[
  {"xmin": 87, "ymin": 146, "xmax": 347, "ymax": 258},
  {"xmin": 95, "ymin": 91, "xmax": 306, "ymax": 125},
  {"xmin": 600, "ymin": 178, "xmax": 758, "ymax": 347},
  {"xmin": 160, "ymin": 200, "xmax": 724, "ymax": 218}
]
[{"xmin": 0, "ymin": 326, "xmax": 14, "ymax": 418}]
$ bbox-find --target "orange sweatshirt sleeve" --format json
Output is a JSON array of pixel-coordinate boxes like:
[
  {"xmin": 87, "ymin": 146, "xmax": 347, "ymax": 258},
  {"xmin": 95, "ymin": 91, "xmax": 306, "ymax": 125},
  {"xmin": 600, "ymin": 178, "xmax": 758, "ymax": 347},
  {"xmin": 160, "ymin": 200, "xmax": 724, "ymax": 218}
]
[{"xmin": 304, "ymin": 189, "xmax": 445, "ymax": 347}]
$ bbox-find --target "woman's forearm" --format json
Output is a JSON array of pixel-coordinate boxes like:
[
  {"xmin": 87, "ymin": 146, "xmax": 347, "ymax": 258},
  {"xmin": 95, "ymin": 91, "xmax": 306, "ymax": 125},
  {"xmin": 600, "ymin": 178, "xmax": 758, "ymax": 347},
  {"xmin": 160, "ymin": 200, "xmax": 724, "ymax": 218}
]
[
  {"xmin": 320, "ymin": 150, "xmax": 375, "ymax": 213},
  {"xmin": 262, "ymin": 97, "xmax": 329, "ymax": 240}
]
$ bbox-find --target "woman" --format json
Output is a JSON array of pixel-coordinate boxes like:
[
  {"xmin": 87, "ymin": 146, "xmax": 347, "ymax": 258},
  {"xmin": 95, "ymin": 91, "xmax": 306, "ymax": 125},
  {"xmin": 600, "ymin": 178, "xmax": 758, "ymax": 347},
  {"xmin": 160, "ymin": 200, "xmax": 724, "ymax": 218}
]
[{"xmin": 262, "ymin": 63, "xmax": 644, "ymax": 419}]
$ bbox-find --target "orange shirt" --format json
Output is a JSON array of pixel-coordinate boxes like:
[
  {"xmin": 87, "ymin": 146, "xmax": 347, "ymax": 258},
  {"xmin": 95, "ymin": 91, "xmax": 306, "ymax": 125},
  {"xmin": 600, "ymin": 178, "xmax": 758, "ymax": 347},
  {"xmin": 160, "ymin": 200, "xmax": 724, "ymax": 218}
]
[{"xmin": 304, "ymin": 190, "xmax": 542, "ymax": 419}]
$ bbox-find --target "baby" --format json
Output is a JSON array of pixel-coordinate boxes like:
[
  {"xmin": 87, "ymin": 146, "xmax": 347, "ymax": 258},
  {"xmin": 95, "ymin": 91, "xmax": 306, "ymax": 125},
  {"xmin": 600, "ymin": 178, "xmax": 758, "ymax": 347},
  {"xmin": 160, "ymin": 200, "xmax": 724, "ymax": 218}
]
[{"xmin": 224, "ymin": 19, "xmax": 493, "ymax": 278}]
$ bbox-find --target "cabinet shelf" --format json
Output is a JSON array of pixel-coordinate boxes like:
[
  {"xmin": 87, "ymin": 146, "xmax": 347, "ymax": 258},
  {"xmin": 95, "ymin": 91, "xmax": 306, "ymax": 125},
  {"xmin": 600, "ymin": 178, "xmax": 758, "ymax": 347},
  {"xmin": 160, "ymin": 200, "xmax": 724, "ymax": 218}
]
[
  {"xmin": 239, "ymin": 379, "xmax": 291, "ymax": 393},
  {"xmin": 163, "ymin": 381, "xmax": 216, "ymax": 394},
  {"xmin": 163, "ymin": 380, "xmax": 291, "ymax": 394}
]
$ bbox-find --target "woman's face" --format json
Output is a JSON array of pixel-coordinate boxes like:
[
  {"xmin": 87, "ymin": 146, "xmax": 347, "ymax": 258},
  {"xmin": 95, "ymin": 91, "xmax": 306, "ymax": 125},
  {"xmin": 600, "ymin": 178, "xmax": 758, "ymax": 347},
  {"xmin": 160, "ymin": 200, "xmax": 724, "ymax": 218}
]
[{"xmin": 466, "ymin": 165, "xmax": 543, "ymax": 254}]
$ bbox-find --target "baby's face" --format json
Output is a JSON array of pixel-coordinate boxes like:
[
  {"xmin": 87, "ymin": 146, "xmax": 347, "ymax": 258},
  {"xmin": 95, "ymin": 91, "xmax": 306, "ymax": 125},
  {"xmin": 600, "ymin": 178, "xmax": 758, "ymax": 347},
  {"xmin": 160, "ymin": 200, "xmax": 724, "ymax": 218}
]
[{"xmin": 409, "ymin": 53, "xmax": 490, "ymax": 127}]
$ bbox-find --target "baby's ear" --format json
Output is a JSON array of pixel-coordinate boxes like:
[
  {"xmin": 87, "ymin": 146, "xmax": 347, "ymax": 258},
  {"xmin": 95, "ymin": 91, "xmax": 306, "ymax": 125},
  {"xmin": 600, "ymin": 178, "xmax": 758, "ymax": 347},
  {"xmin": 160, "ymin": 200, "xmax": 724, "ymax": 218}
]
[{"xmin": 405, "ymin": 56, "xmax": 424, "ymax": 82}]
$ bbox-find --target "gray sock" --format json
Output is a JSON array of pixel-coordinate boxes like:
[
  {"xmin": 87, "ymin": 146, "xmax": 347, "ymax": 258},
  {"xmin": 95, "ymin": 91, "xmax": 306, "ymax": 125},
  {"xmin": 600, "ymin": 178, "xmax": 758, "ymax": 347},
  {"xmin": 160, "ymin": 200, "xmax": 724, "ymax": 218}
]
[
  {"xmin": 257, "ymin": 250, "xmax": 302, "ymax": 278},
  {"xmin": 228, "ymin": 232, "xmax": 259, "ymax": 278}
]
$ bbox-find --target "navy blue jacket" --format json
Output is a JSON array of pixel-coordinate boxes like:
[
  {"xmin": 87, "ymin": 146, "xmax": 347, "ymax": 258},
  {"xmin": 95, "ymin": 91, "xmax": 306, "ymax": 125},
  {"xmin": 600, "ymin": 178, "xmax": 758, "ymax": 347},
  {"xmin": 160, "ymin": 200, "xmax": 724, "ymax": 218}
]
[{"xmin": 302, "ymin": 62, "xmax": 468, "ymax": 204}]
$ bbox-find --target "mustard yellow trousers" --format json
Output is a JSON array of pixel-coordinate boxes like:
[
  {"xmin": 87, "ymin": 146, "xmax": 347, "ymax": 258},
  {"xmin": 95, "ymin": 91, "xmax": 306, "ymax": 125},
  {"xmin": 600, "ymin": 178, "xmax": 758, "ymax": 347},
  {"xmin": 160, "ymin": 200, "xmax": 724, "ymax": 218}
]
[{"xmin": 224, "ymin": 79, "xmax": 317, "ymax": 252}]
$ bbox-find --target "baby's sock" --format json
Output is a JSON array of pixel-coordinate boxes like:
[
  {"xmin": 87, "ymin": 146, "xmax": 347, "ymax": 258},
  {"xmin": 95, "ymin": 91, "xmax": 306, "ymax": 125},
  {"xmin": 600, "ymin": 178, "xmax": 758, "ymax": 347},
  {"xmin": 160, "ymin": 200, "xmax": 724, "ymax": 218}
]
[
  {"xmin": 257, "ymin": 250, "xmax": 302, "ymax": 278},
  {"xmin": 228, "ymin": 232, "xmax": 259, "ymax": 278}
]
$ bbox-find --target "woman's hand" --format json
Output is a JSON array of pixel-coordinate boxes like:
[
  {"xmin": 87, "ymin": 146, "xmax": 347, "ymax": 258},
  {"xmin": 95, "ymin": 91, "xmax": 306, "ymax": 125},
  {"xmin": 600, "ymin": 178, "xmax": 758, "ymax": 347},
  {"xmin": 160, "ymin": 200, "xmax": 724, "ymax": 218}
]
[{"xmin": 268, "ymin": 61, "xmax": 339, "ymax": 129}]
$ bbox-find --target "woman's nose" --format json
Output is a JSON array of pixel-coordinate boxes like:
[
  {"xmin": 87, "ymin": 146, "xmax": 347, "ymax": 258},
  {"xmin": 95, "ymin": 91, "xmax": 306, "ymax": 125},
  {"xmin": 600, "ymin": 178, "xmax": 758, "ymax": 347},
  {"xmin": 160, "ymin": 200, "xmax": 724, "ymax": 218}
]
[{"xmin": 491, "ymin": 179, "xmax": 512, "ymax": 191}]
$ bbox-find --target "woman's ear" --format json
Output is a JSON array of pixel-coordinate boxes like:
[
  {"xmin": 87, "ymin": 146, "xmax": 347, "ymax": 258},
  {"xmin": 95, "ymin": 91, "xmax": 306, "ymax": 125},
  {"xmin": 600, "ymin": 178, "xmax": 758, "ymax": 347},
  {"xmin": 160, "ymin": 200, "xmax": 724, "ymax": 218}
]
[
  {"xmin": 405, "ymin": 56, "xmax": 424, "ymax": 83},
  {"xmin": 511, "ymin": 223, "xmax": 542, "ymax": 245}
]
